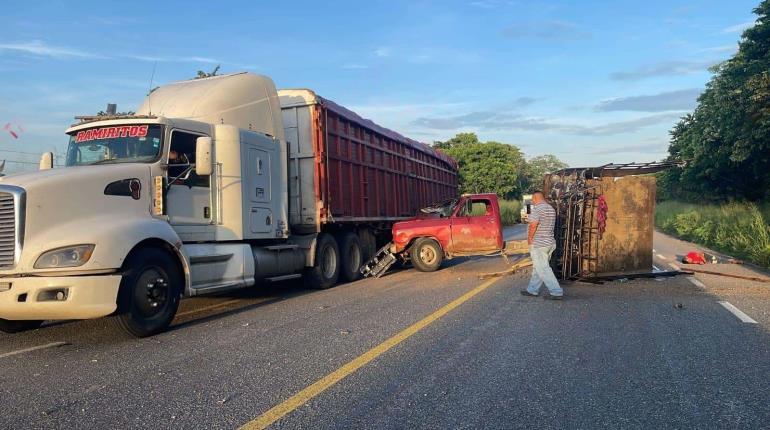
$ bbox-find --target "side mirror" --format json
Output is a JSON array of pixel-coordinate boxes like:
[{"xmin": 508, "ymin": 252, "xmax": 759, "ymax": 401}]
[
  {"xmin": 195, "ymin": 137, "xmax": 213, "ymax": 176},
  {"xmin": 39, "ymin": 152, "xmax": 54, "ymax": 170}
]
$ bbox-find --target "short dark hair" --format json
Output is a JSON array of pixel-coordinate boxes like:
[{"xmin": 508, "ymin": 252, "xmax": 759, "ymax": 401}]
[{"xmin": 532, "ymin": 190, "xmax": 544, "ymax": 198}]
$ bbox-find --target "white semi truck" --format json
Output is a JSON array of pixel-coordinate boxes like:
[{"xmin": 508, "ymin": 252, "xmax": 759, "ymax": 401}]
[{"xmin": 0, "ymin": 73, "xmax": 457, "ymax": 337}]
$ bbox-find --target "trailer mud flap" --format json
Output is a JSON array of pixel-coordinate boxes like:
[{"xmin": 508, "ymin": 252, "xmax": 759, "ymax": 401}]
[{"xmin": 360, "ymin": 243, "xmax": 397, "ymax": 278}]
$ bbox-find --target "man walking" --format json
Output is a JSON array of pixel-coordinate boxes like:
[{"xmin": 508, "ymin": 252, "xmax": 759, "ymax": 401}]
[{"xmin": 521, "ymin": 191, "xmax": 563, "ymax": 299}]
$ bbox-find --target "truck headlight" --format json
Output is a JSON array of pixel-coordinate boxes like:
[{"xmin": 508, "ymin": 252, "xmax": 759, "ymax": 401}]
[{"xmin": 34, "ymin": 245, "xmax": 95, "ymax": 269}]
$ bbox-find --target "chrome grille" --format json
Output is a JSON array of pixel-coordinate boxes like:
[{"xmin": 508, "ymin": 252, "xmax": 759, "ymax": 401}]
[{"xmin": 0, "ymin": 192, "xmax": 16, "ymax": 268}]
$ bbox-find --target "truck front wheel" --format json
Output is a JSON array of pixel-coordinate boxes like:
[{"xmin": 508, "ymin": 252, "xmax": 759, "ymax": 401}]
[
  {"xmin": 410, "ymin": 238, "xmax": 444, "ymax": 272},
  {"xmin": 305, "ymin": 233, "xmax": 340, "ymax": 289},
  {"xmin": 113, "ymin": 248, "xmax": 182, "ymax": 338},
  {"xmin": 0, "ymin": 319, "xmax": 43, "ymax": 334}
]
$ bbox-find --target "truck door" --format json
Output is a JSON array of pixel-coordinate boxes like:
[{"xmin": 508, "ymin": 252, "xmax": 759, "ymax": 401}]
[
  {"xmin": 166, "ymin": 129, "xmax": 212, "ymax": 236},
  {"xmin": 450, "ymin": 197, "xmax": 502, "ymax": 253}
]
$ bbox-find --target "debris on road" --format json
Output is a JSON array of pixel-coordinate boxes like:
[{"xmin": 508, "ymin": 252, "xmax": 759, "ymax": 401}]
[{"xmin": 682, "ymin": 268, "xmax": 770, "ymax": 283}]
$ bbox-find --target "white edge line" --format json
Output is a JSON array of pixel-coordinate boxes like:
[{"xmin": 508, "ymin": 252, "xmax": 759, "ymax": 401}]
[
  {"xmin": 0, "ymin": 341, "xmax": 68, "ymax": 359},
  {"xmin": 656, "ymin": 253, "xmax": 667, "ymax": 260},
  {"xmin": 687, "ymin": 277, "xmax": 706, "ymax": 289},
  {"xmin": 718, "ymin": 301, "xmax": 758, "ymax": 324}
]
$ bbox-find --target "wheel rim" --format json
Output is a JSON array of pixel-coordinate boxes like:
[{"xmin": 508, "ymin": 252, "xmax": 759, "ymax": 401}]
[
  {"xmin": 321, "ymin": 245, "xmax": 337, "ymax": 279},
  {"xmin": 420, "ymin": 245, "xmax": 437, "ymax": 265},
  {"xmin": 134, "ymin": 267, "xmax": 170, "ymax": 317},
  {"xmin": 348, "ymin": 244, "xmax": 361, "ymax": 274}
]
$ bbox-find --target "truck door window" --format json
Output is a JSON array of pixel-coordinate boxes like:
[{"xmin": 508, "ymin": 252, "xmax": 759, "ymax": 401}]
[{"xmin": 168, "ymin": 130, "xmax": 209, "ymax": 188}]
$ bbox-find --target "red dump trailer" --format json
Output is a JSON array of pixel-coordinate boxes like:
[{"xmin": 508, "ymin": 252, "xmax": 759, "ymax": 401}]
[{"xmin": 278, "ymin": 89, "xmax": 458, "ymax": 284}]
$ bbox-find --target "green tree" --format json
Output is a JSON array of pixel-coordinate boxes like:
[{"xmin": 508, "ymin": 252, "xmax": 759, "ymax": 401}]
[
  {"xmin": 660, "ymin": 0, "xmax": 770, "ymax": 201},
  {"xmin": 523, "ymin": 154, "xmax": 568, "ymax": 192},
  {"xmin": 434, "ymin": 133, "xmax": 527, "ymax": 198}
]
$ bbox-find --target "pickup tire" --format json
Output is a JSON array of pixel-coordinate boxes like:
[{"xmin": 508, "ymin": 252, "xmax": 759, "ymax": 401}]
[
  {"xmin": 338, "ymin": 232, "xmax": 363, "ymax": 282},
  {"xmin": 410, "ymin": 238, "xmax": 443, "ymax": 272},
  {"xmin": 113, "ymin": 248, "xmax": 182, "ymax": 338},
  {"xmin": 0, "ymin": 319, "xmax": 43, "ymax": 334},
  {"xmin": 305, "ymin": 233, "xmax": 340, "ymax": 289}
]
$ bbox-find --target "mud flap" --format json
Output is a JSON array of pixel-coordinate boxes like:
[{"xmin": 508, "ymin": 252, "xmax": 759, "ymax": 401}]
[{"xmin": 360, "ymin": 243, "xmax": 398, "ymax": 278}]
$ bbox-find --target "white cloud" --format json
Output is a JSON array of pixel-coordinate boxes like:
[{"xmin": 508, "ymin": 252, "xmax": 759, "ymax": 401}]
[
  {"xmin": 342, "ymin": 63, "xmax": 369, "ymax": 70},
  {"xmin": 721, "ymin": 21, "xmax": 755, "ymax": 34},
  {"xmin": 0, "ymin": 40, "xmax": 107, "ymax": 59},
  {"xmin": 374, "ymin": 47, "xmax": 391, "ymax": 57}
]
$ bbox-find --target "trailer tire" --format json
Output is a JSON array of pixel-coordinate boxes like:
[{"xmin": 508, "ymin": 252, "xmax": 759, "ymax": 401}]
[
  {"xmin": 113, "ymin": 248, "xmax": 182, "ymax": 338},
  {"xmin": 0, "ymin": 319, "xmax": 43, "ymax": 334},
  {"xmin": 410, "ymin": 238, "xmax": 443, "ymax": 272},
  {"xmin": 338, "ymin": 232, "xmax": 363, "ymax": 282},
  {"xmin": 305, "ymin": 233, "xmax": 340, "ymax": 289}
]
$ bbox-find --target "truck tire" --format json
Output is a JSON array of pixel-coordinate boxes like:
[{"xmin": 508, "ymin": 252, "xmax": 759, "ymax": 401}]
[
  {"xmin": 305, "ymin": 233, "xmax": 340, "ymax": 289},
  {"xmin": 113, "ymin": 248, "xmax": 182, "ymax": 338},
  {"xmin": 410, "ymin": 238, "xmax": 443, "ymax": 272},
  {"xmin": 338, "ymin": 232, "xmax": 363, "ymax": 282},
  {"xmin": 0, "ymin": 319, "xmax": 43, "ymax": 334}
]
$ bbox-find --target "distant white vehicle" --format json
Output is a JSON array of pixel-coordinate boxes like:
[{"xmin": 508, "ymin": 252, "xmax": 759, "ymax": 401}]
[{"xmin": 521, "ymin": 194, "xmax": 533, "ymax": 222}]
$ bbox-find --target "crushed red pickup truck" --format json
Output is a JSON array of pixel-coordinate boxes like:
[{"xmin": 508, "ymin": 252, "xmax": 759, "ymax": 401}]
[{"xmin": 361, "ymin": 193, "xmax": 504, "ymax": 277}]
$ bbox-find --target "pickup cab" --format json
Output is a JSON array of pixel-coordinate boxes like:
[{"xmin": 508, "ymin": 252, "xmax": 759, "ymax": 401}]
[{"xmin": 362, "ymin": 193, "xmax": 504, "ymax": 277}]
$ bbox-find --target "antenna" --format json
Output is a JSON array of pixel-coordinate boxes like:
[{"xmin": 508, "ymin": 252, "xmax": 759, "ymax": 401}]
[{"xmin": 148, "ymin": 61, "xmax": 157, "ymax": 115}]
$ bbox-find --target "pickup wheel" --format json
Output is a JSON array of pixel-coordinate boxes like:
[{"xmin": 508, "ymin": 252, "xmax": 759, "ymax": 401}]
[
  {"xmin": 410, "ymin": 238, "xmax": 443, "ymax": 272},
  {"xmin": 338, "ymin": 232, "xmax": 363, "ymax": 282},
  {"xmin": 113, "ymin": 248, "xmax": 182, "ymax": 338},
  {"xmin": 305, "ymin": 233, "xmax": 340, "ymax": 289},
  {"xmin": 0, "ymin": 319, "xmax": 43, "ymax": 334}
]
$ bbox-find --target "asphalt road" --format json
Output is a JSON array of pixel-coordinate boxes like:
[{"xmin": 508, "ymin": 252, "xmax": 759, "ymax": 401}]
[{"xmin": 1, "ymin": 225, "xmax": 769, "ymax": 429}]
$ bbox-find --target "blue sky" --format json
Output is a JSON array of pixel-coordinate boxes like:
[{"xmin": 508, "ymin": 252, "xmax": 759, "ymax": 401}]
[{"xmin": 0, "ymin": 0, "xmax": 759, "ymax": 173}]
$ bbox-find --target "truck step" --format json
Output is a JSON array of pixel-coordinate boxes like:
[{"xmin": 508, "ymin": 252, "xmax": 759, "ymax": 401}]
[{"xmin": 360, "ymin": 243, "xmax": 398, "ymax": 279}]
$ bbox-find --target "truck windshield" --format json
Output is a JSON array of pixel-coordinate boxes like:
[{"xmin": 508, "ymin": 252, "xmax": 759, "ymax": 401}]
[
  {"xmin": 420, "ymin": 198, "xmax": 458, "ymax": 218},
  {"xmin": 65, "ymin": 124, "xmax": 163, "ymax": 166}
]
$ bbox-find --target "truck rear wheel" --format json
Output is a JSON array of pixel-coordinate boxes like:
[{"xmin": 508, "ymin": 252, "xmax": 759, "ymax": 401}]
[
  {"xmin": 338, "ymin": 232, "xmax": 363, "ymax": 282},
  {"xmin": 410, "ymin": 238, "xmax": 444, "ymax": 272},
  {"xmin": 113, "ymin": 248, "xmax": 182, "ymax": 338},
  {"xmin": 0, "ymin": 319, "xmax": 43, "ymax": 334},
  {"xmin": 305, "ymin": 233, "xmax": 340, "ymax": 289}
]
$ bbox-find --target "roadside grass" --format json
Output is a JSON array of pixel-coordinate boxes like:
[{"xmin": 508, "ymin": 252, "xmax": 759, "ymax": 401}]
[
  {"xmin": 499, "ymin": 199, "xmax": 522, "ymax": 225},
  {"xmin": 656, "ymin": 200, "xmax": 770, "ymax": 268}
]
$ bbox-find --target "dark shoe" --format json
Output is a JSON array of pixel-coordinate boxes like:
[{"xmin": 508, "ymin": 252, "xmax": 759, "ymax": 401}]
[
  {"xmin": 543, "ymin": 294, "xmax": 563, "ymax": 300},
  {"xmin": 520, "ymin": 290, "xmax": 539, "ymax": 297}
]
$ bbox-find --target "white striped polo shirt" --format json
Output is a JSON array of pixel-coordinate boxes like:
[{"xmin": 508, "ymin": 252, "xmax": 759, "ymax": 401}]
[{"xmin": 529, "ymin": 202, "xmax": 556, "ymax": 247}]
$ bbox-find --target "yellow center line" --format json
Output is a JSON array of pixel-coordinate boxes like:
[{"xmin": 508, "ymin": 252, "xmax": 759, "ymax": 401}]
[{"xmin": 239, "ymin": 277, "xmax": 501, "ymax": 430}]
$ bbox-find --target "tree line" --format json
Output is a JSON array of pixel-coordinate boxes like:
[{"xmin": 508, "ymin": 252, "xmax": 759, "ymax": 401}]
[
  {"xmin": 432, "ymin": 132, "xmax": 567, "ymax": 199},
  {"xmin": 659, "ymin": 0, "xmax": 770, "ymax": 202}
]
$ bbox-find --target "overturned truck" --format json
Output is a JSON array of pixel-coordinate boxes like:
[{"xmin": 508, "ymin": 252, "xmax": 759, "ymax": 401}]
[{"xmin": 543, "ymin": 162, "xmax": 679, "ymax": 280}]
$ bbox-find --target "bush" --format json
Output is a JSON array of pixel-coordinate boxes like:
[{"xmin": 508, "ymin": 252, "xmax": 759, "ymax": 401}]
[
  {"xmin": 655, "ymin": 200, "xmax": 770, "ymax": 268},
  {"xmin": 499, "ymin": 199, "xmax": 522, "ymax": 226}
]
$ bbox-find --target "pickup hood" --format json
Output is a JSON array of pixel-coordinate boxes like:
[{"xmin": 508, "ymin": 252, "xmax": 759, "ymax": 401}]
[{"xmin": 0, "ymin": 164, "xmax": 155, "ymax": 272}]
